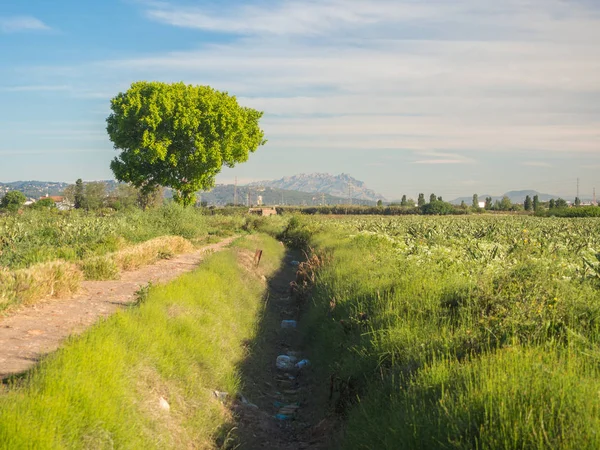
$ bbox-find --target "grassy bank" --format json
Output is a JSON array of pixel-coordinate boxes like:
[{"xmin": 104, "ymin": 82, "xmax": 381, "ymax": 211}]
[
  {"xmin": 283, "ymin": 215, "xmax": 600, "ymax": 449},
  {"xmin": 0, "ymin": 234, "xmax": 285, "ymax": 449},
  {"xmin": 0, "ymin": 204, "xmax": 245, "ymax": 271},
  {"xmin": 0, "ymin": 206, "xmax": 287, "ymax": 312}
]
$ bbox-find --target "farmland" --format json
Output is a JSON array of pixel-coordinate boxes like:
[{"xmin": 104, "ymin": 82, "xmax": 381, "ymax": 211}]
[
  {"xmin": 0, "ymin": 205, "xmax": 280, "ymax": 312},
  {"xmin": 2, "ymin": 211, "xmax": 600, "ymax": 448},
  {"xmin": 283, "ymin": 215, "xmax": 600, "ymax": 449}
]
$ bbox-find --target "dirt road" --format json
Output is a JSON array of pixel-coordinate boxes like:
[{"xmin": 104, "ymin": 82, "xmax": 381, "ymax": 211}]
[{"xmin": 0, "ymin": 236, "xmax": 237, "ymax": 379}]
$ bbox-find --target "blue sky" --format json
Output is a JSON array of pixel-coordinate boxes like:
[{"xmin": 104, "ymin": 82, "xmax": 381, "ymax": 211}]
[{"xmin": 1, "ymin": 0, "xmax": 599, "ymax": 200}]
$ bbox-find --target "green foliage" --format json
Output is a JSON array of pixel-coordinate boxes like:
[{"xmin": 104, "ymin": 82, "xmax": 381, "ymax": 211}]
[
  {"xmin": 1, "ymin": 191, "xmax": 27, "ymax": 211},
  {"xmin": 524, "ymin": 194, "xmax": 532, "ymax": 211},
  {"xmin": 543, "ymin": 206, "xmax": 600, "ymax": 217},
  {"xmin": 74, "ymin": 178, "xmax": 84, "ymax": 209},
  {"xmin": 485, "ymin": 196, "xmax": 493, "ymax": 210},
  {"xmin": 80, "ymin": 256, "xmax": 120, "ymax": 280},
  {"xmin": 472, "ymin": 193, "xmax": 479, "ymax": 209},
  {"xmin": 0, "ymin": 205, "xmax": 249, "ymax": 270},
  {"xmin": 31, "ymin": 198, "xmax": 57, "ymax": 210},
  {"xmin": 107, "ymin": 81, "xmax": 266, "ymax": 207},
  {"xmin": 417, "ymin": 193, "xmax": 425, "ymax": 207},
  {"xmin": 82, "ymin": 181, "xmax": 107, "ymax": 210},
  {"xmin": 284, "ymin": 215, "xmax": 600, "ymax": 449},
  {"xmin": 421, "ymin": 199, "xmax": 456, "ymax": 215},
  {"xmin": 533, "ymin": 194, "xmax": 540, "ymax": 211},
  {"xmin": 0, "ymin": 235, "xmax": 285, "ymax": 449}
]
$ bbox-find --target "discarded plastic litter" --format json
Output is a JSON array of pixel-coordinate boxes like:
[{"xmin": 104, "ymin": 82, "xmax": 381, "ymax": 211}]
[
  {"xmin": 295, "ymin": 359, "xmax": 311, "ymax": 369},
  {"xmin": 276, "ymin": 355, "xmax": 297, "ymax": 370},
  {"xmin": 275, "ymin": 413, "xmax": 294, "ymax": 421},
  {"xmin": 281, "ymin": 320, "xmax": 297, "ymax": 328},
  {"xmin": 213, "ymin": 391, "xmax": 228, "ymax": 402},
  {"xmin": 290, "ymin": 260, "xmax": 300, "ymax": 266},
  {"xmin": 237, "ymin": 394, "xmax": 259, "ymax": 409}
]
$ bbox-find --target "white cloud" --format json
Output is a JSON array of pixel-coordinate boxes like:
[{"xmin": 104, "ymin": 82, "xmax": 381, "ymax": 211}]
[
  {"xmin": 7, "ymin": 0, "xmax": 600, "ymax": 163},
  {"xmin": 0, "ymin": 16, "xmax": 51, "ymax": 33}
]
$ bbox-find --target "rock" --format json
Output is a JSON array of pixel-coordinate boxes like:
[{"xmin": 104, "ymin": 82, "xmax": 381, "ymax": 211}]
[{"xmin": 159, "ymin": 396, "xmax": 170, "ymax": 412}]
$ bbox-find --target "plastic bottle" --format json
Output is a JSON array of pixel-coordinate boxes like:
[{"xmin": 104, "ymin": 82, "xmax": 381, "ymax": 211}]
[
  {"xmin": 295, "ymin": 359, "xmax": 310, "ymax": 369},
  {"xmin": 281, "ymin": 320, "xmax": 297, "ymax": 328},
  {"xmin": 276, "ymin": 355, "xmax": 297, "ymax": 370}
]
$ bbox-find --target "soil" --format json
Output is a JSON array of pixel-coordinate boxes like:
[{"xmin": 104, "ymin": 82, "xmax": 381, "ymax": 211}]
[
  {"xmin": 0, "ymin": 236, "xmax": 237, "ymax": 379},
  {"xmin": 227, "ymin": 250, "xmax": 336, "ymax": 450}
]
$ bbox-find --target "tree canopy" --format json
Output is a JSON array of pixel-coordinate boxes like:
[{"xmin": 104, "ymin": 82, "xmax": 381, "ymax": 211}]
[
  {"xmin": 1, "ymin": 191, "xmax": 26, "ymax": 211},
  {"xmin": 106, "ymin": 82, "xmax": 266, "ymax": 206}
]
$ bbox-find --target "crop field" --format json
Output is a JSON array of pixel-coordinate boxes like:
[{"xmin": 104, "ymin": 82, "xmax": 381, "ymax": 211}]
[
  {"xmin": 0, "ymin": 205, "xmax": 247, "ymax": 271},
  {"xmin": 0, "ymin": 206, "xmax": 279, "ymax": 312},
  {"xmin": 284, "ymin": 215, "xmax": 600, "ymax": 449}
]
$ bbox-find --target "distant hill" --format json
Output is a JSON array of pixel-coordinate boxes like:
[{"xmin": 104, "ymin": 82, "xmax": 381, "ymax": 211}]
[
  {"xmin": 0, "ymin": 181, "xmax": 70, "ymax": 200},
  {"xmin": 199, "ymin": 184, "xmax": 376, "ymax": 206},
  {"xmin": 451, "ymin": 190, "xmax": 560, "ymax": 205},
  {"xmin": 246, "ymin": 173, "xmax": 386, "ymax": 202}
]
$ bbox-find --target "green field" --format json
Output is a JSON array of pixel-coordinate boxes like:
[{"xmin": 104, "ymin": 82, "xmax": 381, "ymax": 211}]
[
  {"xmin": 282, "ymin": 215, "xmax": 600, "ymax": 449},
  {"xmin": 0, "ymin": 205, "xmax": 248, "ymax": 270},
  {"xmin": 0, "ymin": 234, "xmax": 285, "ymax": 449},
  {"xmin": 3, "ymin": 212, "xmax": 600, "ymax": 448}
]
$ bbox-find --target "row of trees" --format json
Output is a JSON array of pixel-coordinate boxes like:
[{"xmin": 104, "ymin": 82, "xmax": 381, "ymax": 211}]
[{"xmin": 63, "ymin": 179, "xmax": 164, "ymax": 211}]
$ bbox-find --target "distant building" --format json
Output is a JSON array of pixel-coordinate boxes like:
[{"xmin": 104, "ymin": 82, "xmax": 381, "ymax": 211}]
[
  {"xmin": 248, "ymin": 207, "xmax": 277, "ymax": 216},
  {"xmin": 478, "ymin": 201, "xmax": 486, "ymax": 208}
]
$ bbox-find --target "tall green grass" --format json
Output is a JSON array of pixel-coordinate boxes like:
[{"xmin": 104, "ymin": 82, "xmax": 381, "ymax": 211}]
[
  {"xmin": 0, "ymin": 234, "xmax": 285, "ymax": 449},
  {"xmin": 0, "ymin": 204, "xmax": 248, "ymax": 270},
  {"xmin": 283, "ymin": 215, "xmax": 600, "ymax": 449}
]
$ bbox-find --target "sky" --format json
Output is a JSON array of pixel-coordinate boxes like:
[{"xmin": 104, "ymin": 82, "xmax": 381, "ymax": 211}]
[{"xmin": 1, "ymin": 0, "xmax": 599, "ymax": 200}]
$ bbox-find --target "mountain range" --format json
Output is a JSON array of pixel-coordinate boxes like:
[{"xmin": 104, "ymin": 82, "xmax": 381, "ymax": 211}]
[
  {"xmin": 246, "ymin": 173, "xmax": 386, "ymax": 202},
  {"xmin": 1, "ymin": 178, "xmax": 577, "ymax": 207}
]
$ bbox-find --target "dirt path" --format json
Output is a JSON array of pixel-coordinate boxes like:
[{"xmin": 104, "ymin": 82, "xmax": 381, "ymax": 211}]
[
  {"xmin": 0, "ymin": 236, "xmax": 238, "ymax": 379},
  {"xmin": 228, "ymin": 251, "xmax": 333, "ymax": 449}
]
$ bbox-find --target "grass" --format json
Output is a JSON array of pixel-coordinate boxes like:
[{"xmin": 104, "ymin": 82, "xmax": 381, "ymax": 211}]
[
  {"xmin": 281, "ymin": 215, "xmax": 600, "ymax": 449},
  {"xmin": 0, "ymin": 261, "xmax": 82, "ymax": 311},
  {"xmin": 0, "ymin": 205, "xmax": 287, "ymax": 312},
  {"xmin": 0, "ymin": 233, "xmax": 286, "ymax": 449},
  {"xmin": 0, "ymin": 204, "xmax": 247, "ymax": 271}
]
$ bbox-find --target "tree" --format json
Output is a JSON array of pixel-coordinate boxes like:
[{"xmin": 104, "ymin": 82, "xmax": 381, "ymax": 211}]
[
  {"xmin": 107, "ymin": 81, "xmax": 266, "ymax": 207},
  {"xmin": 575, "ymin": 197, "xmax": 581, "ymax": 206},
  {"xmin": 549, "ymin": 199, "xmax": 556, "ymax": 209},
  {"xmin": 429, "ymin": 193, "xmax": 437, "ymax": 203},
  {"xmin": 82, "ymin": 182, "xmax": 107, "ymax": 210},
  {"xmin": 524, "ymin": 195, "xmax": 532, "ymax": 211},
  {"xmin": 485, "ymin": 197, "xmax": 493, "ymax": 210},
  {"xmin": 138, "ymin": 186, "xmax": 164, "ymax": 209},
  {"xmin": 555, "ymin": 198, "xmax": 568, "ymax": 208},
  {"xmin": 421, "ymin": 200, "xmax": 455, "ymax": 215},
  {"xmin": 376, "ymin": 199, "xmax": 383, "ymax": 207},
  {"xmin": 1, "ymin": 191, "xmax": 26, "ymax": 211},
  {"xmin": 533, "ymin": 195, "xmax": 539, "ymax": 211},
  {"xmin": 406, "ymin": 198, "xmax": 416, "ymax": 207},
  {"xmin": 472, "ymin": 194, "xmax": 479, "ymax": 209},
  {"xmin": 74, "ymin": 179, "xmax": 84, "ymax": 209},
  {"xmin": 498, "ymin": 196, "xmax": 512, "ymax": 211},
  {"xmin": 417, "ymin": 193, "xmax": 425, "ymax": 207},
  {"xmin": 32, "ymin": 197, "xmax": 57, "ymax": 209},
  {"xmin": 401, "ymin": 195, "xmax": 408, "ymax": 207},
  {"xmin": 460, "ymin": 200, "xmax": 467, "ymax": 209}
]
